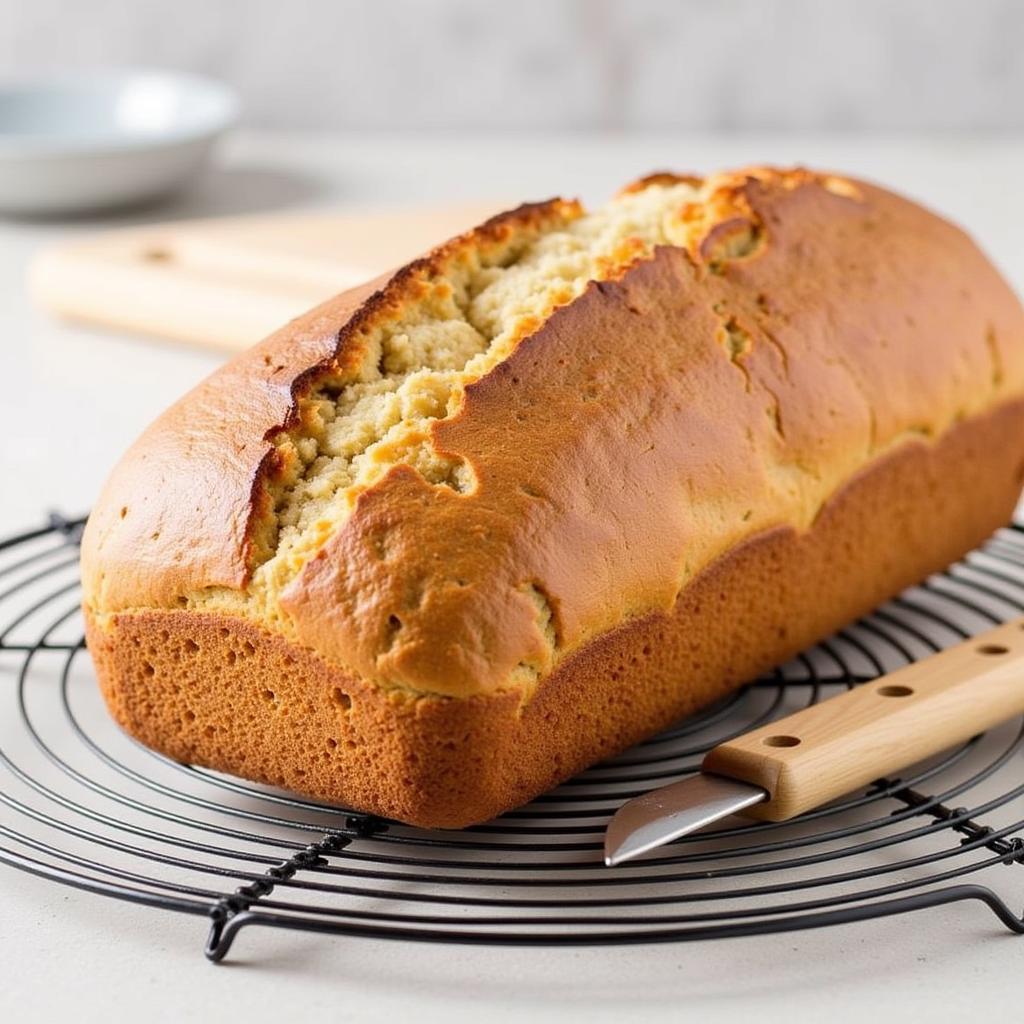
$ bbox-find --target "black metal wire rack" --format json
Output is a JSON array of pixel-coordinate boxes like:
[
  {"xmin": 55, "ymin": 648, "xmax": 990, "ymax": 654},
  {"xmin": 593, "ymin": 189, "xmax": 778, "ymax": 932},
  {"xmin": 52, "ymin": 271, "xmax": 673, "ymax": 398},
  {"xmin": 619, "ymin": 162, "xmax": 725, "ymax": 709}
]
[{"xmin": 1, "ymin": 512, "xmax": 1023, "ymax": 963}]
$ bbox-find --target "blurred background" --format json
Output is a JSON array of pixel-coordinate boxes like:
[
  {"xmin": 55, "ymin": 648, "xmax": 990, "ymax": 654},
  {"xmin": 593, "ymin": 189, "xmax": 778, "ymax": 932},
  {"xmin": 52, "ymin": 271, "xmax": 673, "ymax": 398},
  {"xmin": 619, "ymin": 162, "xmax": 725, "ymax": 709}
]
[{"xmin": 2, "ymin": 0, "xmax": 1022, "ymax": 134}]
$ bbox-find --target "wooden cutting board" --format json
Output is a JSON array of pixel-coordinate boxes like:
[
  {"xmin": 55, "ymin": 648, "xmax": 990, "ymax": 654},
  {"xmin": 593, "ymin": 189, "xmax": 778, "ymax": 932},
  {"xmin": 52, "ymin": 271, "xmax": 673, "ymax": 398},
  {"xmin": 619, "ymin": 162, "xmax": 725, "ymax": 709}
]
[{"xmin": 28, "ymin": 201, "xmax": 506, "ymax": 351}]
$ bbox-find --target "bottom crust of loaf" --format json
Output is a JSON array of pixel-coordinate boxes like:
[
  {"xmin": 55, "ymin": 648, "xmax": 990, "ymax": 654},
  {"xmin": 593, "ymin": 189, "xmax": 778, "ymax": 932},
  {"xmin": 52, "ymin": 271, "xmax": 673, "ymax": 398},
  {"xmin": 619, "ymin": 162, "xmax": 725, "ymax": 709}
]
[{"xmin": 84, "ymin": 398, "xmax": 1024, "ymax": 828}]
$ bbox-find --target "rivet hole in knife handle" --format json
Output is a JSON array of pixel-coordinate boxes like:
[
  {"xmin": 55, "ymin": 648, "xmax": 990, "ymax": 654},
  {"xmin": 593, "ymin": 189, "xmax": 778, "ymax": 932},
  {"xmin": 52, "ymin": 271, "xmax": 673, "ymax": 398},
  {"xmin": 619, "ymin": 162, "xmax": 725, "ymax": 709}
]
[{"xmin": 702, "ymin": 617, "xmax": 1024, "ymax": 821}]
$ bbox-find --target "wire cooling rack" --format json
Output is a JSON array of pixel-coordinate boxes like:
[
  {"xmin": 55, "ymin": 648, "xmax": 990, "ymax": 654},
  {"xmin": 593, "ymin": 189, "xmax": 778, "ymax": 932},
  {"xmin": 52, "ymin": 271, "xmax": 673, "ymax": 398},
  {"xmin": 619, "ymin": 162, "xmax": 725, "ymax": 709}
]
[{"xmin": 1, "ymin": 512, "xmax": 1023, "ymax": 963}]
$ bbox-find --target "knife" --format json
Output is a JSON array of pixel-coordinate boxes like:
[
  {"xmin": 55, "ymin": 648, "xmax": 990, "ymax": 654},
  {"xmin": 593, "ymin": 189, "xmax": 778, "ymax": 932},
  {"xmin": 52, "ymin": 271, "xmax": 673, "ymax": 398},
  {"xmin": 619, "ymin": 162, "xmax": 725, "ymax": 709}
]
[{"xmin": 604, "ymin": 616, "xmax": 1024, "ymax": 866}]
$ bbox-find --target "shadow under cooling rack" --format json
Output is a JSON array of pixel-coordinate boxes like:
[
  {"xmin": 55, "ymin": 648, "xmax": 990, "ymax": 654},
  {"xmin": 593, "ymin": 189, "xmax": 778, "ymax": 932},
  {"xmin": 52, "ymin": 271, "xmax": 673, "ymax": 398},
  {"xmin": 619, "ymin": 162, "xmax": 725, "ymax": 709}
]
[{"xmin": 0, "ymin": 511, "xmax": 1022, "ymax": 963}]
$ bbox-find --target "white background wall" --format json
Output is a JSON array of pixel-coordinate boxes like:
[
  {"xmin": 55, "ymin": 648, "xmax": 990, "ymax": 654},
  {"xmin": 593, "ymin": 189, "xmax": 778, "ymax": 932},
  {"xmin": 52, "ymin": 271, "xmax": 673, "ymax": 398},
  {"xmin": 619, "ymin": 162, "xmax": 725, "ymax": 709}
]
[{"xmin": 1, "ymin": 0, "xmax": 1022, "ymax": 133}]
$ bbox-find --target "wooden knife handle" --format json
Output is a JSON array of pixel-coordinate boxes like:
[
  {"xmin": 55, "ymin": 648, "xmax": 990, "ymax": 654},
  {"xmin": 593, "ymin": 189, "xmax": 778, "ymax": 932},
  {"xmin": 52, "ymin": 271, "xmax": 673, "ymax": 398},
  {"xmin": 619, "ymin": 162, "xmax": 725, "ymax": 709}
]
[{"xmin": 702, "ymin": 617, "xmax": 1024, "ymax": 820}]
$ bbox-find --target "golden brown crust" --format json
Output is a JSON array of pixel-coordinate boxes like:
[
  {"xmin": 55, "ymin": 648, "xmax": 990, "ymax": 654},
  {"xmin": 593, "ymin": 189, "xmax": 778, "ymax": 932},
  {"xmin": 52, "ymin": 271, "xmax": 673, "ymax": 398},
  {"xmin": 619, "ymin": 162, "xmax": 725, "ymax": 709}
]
[
  {"xmin": 86, "ymin": 398, "xmax": 1024, "ymax": 827},
  {"xmin": 78, "ymin": 273, "xmax": 385, "ymax": 609},
  {"xmin": 83, "ymin": 170, "xmax": 1024, "ymax": 699},
  {"xmin": 80, "ymin": 198, "xmax": 579, "ymax": 611},
  {"xmin": 617, "ymin": 170, "xmax": 705, "ymax": 194},
  {"xmin": 81, "ymin": 166, "xmax": 1024, "ymax": 825},
  {"xmin": 283, "ymin": 175, "xmax": 1024, "ymax": 698}
]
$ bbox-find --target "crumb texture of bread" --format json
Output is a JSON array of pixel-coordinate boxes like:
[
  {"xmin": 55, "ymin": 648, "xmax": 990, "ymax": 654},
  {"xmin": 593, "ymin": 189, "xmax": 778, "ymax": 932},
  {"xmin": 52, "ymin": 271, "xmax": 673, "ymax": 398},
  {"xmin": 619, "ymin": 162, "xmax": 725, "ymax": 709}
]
[
  {"xmin": 193, "ymin": 181, "xmax": 716, "ymax": 633},
  {"xmin": 80, "ymin": 165, "xmax": 1024, "ymax": 823}
]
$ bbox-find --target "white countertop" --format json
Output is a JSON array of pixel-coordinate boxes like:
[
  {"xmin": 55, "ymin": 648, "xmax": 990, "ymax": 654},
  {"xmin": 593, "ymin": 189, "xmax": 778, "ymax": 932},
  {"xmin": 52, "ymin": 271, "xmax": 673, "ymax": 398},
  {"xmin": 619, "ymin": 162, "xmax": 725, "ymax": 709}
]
[{"xmin": 2, "ymin": 131, "xmax": 1024, "ymax": 1022}]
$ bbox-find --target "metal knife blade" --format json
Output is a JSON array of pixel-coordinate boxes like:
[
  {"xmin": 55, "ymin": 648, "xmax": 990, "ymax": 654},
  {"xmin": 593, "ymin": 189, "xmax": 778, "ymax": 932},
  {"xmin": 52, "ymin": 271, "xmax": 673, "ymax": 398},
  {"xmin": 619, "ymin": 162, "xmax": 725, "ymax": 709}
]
[
  {"xmin": 604, "ymin": 615, "xmax": 1024, "ymax": 867},
  {"xmin": 604, "ymin": 773, "xmax": 767, "ymax": 866}
]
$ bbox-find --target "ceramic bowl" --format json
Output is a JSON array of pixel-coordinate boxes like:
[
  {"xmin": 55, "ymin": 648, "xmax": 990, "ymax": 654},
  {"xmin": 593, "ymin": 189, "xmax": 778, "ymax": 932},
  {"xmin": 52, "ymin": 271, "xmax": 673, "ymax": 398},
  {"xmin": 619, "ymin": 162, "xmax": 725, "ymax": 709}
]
[{"xmin": 0, "ymin": 70, "xmax": 239, "ymax": 215}]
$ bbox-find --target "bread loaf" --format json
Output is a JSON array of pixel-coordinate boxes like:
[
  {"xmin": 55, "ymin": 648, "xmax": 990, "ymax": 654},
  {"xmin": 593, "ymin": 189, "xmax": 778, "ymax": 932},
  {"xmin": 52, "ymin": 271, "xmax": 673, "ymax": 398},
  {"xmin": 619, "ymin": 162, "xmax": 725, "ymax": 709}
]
[{"xmin": 82, "ymin": 167, "xmax": 1024, "ymax": 827}]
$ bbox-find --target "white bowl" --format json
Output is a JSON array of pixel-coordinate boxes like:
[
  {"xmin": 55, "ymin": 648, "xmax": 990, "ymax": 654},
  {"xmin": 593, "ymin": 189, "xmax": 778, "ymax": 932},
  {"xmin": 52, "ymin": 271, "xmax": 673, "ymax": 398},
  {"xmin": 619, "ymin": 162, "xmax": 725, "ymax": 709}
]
[{"xmin": 0, "ymin": 70, "xmax": 239, "ymax": 215}]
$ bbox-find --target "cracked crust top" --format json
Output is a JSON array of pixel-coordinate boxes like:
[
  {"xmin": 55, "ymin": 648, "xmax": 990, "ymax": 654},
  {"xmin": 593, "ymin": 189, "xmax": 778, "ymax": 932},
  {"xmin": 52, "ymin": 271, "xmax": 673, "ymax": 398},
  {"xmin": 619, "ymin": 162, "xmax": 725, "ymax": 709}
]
[{"xmin": 81, "ymin": 168, "xmax": 1024, "ymax": 701}]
